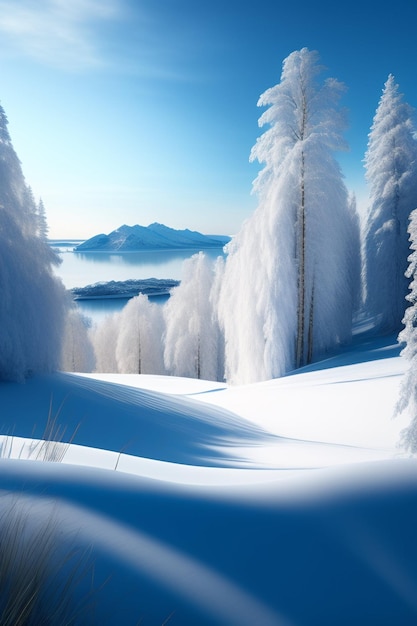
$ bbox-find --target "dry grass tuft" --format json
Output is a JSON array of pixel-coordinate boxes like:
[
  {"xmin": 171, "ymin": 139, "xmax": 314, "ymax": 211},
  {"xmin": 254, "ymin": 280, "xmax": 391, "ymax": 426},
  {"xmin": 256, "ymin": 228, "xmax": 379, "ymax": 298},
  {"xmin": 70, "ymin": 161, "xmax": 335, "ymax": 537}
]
[
  {"xmin": 0, "ymin": 498, "xmax": 98, "ymax": 625},
  {"xmin": 0, "ymin": 395, "xmax": 80, "ymax": 463}
]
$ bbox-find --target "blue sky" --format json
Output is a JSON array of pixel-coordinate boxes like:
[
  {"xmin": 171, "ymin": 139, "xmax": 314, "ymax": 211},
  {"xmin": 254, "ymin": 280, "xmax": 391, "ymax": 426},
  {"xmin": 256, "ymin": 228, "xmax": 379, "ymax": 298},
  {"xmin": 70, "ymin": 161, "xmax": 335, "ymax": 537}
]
[{"xmin": 0, "ymin": 0, "xmax": 416, "ymax": 238}]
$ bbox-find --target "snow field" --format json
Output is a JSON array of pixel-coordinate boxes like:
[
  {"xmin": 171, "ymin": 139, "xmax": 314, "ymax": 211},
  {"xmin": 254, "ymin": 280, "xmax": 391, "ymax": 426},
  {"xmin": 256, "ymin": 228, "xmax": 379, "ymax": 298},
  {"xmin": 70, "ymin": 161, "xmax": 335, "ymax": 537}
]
[{"xmin": 0, "ymin": 334, "xmax": 416, "ymax": 624}]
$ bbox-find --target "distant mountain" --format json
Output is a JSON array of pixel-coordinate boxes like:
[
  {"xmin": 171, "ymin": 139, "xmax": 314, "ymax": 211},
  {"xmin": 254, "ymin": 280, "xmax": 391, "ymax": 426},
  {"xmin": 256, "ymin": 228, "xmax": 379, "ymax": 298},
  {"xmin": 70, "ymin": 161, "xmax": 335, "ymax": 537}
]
[{"xmin": 75, "ymin": 223, "xmax": 231, "ymax": 252}]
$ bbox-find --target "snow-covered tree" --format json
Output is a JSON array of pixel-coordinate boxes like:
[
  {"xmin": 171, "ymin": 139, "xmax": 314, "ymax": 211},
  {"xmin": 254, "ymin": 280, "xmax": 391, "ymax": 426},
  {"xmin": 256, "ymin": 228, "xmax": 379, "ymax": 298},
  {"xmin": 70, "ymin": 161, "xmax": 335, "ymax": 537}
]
[
  {"xmin": 91, "ymin": 313, "xmax": 121, "ymax": 373},
  {"xmin": 209, "ymin": 256, "xmax": 226, "ymax": 381},
  {"xmin": 396, "ymin": 209, "xmax": 417, "ymax": 452},
  {"xmin": 363, "ymin": 75, "xmax": 417, "ymax": 333},
  {"xmin": 218, "ymin": 48, "xmax": 359, "ymax": 384},
  {"xmin": 347, "ymin": 192, "xmax": 362, "ymax": 314},
  {"xmin": 36, "ymin": 198, "xmax": 49, "ymax": 241},
  {"xmin": 60, "ymin": 307, "xmax": 95, "ymax": 373},
  {"xmin": 116, "ymin": 294, "xmax": 165, "ymax": 375},
  {"xmin": 164, "ymin": 252, "xmax": 223, "ymax": 380},
  {"xmin": 0, "ymin": 104, "xmax": 67, "ymax": 381}
]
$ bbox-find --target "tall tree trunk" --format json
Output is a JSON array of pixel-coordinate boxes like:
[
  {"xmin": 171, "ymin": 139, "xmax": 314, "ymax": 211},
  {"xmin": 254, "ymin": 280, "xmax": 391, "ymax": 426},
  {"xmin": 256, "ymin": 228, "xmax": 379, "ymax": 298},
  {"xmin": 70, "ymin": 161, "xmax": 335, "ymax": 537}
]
[
  {"xmin": 296, "ymin": 149, "xmax": 306, "ymax": 368},
  {"xmin": 392, "ymin": 137, "xmax": 401, "ymax": 235},
  {"xmin": 295, "ymin": 81, "xmax": 308, "ymax": 370},
  {"xmin": 196, "ymin": 334, "xmax": 201, "ymax": 379},
  {"xmin": 307, "ymin": 279, "xmax": 314, "ymax": 364},
  {"xmin": 392, "ymin": 137, "xmax": 402, "ymax": 325},
  {"xmin": 138, "ymin": 327, "xmax": 142, "ymax": 374}
]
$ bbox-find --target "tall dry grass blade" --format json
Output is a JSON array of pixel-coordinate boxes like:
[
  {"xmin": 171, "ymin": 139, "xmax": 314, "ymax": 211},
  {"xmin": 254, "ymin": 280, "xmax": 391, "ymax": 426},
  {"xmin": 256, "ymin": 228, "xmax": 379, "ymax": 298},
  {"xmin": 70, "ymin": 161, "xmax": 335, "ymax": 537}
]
[{"xmin": 0, "ymin": 499, "xmax": 99, "ymax": 625}]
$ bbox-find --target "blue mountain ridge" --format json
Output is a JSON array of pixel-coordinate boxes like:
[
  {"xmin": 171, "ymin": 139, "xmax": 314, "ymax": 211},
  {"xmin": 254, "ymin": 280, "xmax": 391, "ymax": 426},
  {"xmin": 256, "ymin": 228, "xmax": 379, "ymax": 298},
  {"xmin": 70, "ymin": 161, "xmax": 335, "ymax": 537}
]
[{"xmin": 75, "ymin": 222, "xmax": 231, "ymax": 251}]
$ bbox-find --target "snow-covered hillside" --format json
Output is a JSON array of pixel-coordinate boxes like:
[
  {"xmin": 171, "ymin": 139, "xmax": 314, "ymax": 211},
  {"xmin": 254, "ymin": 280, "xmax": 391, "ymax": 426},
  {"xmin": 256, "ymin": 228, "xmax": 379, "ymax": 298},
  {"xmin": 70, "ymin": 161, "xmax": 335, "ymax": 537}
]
[
  {"xmin": 0, "ymin": 332, "xmax": 416, "ymax": 624},
  {"xmin": 75, "ymin": 223, "xmax": 231, "ymax": 252}
]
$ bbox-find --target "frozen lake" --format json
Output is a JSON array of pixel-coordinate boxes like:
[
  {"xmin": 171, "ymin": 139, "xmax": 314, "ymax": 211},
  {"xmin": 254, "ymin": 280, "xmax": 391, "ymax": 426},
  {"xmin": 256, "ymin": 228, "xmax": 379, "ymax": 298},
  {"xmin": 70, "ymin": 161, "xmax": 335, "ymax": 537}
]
[{"xmin": 50, "ymin": 241, "xmax": 226, "ymax": 323}]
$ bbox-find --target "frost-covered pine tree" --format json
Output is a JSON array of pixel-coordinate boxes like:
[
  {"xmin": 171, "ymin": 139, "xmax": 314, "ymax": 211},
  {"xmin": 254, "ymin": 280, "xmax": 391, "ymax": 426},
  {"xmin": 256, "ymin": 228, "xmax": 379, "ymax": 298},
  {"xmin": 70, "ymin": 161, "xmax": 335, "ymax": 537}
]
[
  {"xmin": 363, "ymin": 75, "xmax": 417, "ymax": 333},
  {"xmin": 218, "ymin": 48, "xmax": 359, "ymax": 384},
  {"xmin": 0, "ymin": 104, "xmax": 67, "ymax": 380},
  {"xmin": 164, "ymin": 252, "xmax": 223, "ymax": 381},
  {"xmin": 36, "ymin": 198, "xmax": 49, "ymax": 241},
  {"xmin": 116, "ymin": 294, "xmax": 165, "ymax": 374},
  {"xmin": 396, "ymin": 209, "xmax": 417, "ymax": 452}
]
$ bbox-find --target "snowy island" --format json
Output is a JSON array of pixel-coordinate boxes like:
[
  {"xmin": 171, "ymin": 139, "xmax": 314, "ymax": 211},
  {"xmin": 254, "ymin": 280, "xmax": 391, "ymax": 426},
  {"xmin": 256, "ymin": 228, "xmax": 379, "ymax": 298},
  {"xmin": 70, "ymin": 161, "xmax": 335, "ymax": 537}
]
[
  {"xmin": 74, "ymin": 222, "xmax": 231, "ymax": 252},
  {"xmin": 71, "ymin": 278, "xmax": 180, "ymax": 300}
]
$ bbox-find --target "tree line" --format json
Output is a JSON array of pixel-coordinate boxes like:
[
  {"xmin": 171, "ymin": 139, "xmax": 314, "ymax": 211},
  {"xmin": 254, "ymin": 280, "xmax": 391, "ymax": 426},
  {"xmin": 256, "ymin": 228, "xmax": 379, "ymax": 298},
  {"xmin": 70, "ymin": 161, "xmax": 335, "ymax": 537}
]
[
  {"xmin": 67, "ymin": 48, "xmax": 417, "ymax": 386},
  {"xmin": 2, "ymin": 48, "xmax": 417, "ymax": 395}
]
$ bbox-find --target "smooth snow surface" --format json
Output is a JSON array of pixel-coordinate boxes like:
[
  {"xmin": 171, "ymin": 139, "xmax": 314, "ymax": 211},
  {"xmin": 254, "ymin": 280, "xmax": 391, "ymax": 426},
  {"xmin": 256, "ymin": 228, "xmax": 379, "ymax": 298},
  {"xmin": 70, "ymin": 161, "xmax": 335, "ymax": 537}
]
[{"xmin": 0, "ymin": 333, "xmax": 416, "ymax": 625}]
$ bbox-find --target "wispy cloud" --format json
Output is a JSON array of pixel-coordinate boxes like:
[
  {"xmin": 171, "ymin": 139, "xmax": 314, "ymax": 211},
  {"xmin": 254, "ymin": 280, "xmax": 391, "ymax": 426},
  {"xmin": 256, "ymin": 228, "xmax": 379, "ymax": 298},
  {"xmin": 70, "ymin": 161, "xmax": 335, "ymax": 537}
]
[{"xmin": 0, "ymin": 0, "xmax": 124, "ymax": 70}]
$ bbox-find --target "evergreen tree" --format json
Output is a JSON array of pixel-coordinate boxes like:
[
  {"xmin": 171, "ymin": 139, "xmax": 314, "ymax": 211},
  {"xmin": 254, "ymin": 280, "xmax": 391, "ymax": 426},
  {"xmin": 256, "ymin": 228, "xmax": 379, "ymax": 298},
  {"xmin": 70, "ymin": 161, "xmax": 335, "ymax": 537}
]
[
  {"xmin": 218, "ymin": 48, "xmax": 359, "ymax": 384},
  {"xmin": 0, "ymin": 104, "xmax": 66, "ymax": 380},
  {"xmin": 36, "ymin": 198, "xmax": 49, "ymax": 240},
  {"xmin": 396, "ymin": 209, "xmax": 417, "ymax": 452},
  {"xmin": 363, "ymin": 75, "xmax": 417, "ymax": 332}
]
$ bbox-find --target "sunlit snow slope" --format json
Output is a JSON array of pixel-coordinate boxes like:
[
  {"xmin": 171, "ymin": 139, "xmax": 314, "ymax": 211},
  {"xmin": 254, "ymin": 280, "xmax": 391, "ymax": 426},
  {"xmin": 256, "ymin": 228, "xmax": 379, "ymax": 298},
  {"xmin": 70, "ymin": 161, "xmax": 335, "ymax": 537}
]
[{"xmin": 0, "ymin": 332, "xmax": 416, "ymax": 625}]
